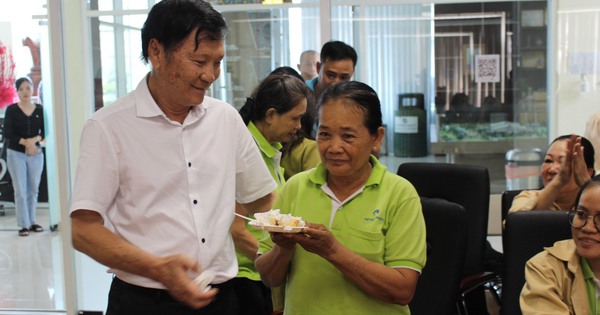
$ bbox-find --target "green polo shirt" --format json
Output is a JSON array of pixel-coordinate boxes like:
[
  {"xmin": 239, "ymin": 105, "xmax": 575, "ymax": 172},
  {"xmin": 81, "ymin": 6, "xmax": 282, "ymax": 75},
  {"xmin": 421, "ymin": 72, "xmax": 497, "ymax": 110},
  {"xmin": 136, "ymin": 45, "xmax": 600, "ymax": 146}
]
[
  {"xmin": 258, "ymin": 156, "xmax": 426, "ymax": 314},
  {"xmin": 236, "ymin": 121, "xmax": 285, "ymax": 280},
  {"xmin": 581, "ymin": 257, "xmax": 600, "ymax": 314}
]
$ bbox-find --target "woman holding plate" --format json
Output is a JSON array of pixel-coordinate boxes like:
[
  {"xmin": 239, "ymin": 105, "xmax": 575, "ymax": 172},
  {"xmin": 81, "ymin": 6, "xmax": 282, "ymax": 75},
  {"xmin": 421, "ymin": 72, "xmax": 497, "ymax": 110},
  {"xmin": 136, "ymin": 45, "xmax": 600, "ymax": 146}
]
[{"xmin": 255, "ymin": 81, "xmax": 426, "ymax": 315}]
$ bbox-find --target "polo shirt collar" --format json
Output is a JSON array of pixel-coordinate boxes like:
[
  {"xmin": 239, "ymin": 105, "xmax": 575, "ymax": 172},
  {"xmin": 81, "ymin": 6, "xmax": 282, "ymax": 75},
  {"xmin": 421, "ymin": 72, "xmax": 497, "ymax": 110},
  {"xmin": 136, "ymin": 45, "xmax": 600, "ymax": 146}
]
[
  {"xmin": 309, "ymin": 155, "xmax": 386, "ymax": 187},
  {"xmin": 247, "ymin": 121, "xmax": 282, "ymax": 158},
  {"xmin": 581, "ymin": 257, "xmax": 598, "ymax": 314},
  {"xmin": 134, "ymin": 74, "xmax": 207, "ymax": 121},
  {"xmin": 306, "ymin": 77, "xmax": 318, "ymax": 92}
]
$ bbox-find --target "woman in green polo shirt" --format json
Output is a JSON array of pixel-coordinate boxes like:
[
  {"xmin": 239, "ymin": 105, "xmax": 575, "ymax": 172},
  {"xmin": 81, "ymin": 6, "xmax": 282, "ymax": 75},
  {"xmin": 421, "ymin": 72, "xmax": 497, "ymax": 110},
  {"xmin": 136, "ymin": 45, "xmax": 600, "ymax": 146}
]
[
  {"xmin": 255, "ymin": 81, "xmax": 427, "ymax": 315},
  {"xmin": 521, "ymin": 175, "xmax": 600, "ymax": 314},
  {"xmin": 231, "ymin": 73, "xmax": 312, "ymax": 315}
]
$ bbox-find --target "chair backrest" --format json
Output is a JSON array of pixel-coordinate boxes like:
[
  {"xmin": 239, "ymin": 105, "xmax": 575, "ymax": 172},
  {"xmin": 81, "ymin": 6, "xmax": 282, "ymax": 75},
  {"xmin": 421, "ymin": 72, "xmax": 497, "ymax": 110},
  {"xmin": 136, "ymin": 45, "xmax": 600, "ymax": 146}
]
[
  {"xmin": 397, "ymin": 162, "xmax": 490, "ymax": 277},
  {"xmin": 501, "ymin": 210, "xmax": 572, "ymax": 315},
  {"xmin": 501, "ymin": 189, "xmax": 523, "ymax": 222},
  {"xmin": 410, "ymin": 197, "xmax": 467, "ymax": 315}
]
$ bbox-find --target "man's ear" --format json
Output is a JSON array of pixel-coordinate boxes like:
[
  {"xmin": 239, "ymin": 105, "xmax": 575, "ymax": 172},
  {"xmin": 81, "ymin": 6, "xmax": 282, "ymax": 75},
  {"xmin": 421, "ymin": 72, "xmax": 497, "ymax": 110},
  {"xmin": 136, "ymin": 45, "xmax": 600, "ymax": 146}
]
[{"xmin": 148, "ymin": 39, "xmax": 164, "ymax": 68}]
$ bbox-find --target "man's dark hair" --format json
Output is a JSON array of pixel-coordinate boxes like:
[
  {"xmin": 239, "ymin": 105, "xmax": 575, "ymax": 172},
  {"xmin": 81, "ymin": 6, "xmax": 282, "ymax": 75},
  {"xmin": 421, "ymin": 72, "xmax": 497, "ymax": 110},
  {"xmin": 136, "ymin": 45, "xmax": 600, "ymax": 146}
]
[
  {"xmin": 320, "ymin": 41, "xmax": 357, "ymax": 67},
  {"xmin": 141, "ymin": 0, "xmax": 227, "ymax": 64}
]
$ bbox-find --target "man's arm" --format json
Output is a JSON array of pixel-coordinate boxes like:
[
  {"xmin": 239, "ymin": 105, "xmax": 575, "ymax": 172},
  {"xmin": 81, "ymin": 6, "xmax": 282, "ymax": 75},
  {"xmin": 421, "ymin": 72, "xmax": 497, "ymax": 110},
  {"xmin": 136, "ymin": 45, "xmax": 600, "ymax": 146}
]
[
  {"xmin": 71, "ymin": 209, "xmax": 217, "ymax": 309},
  {"xmin": 239, "ymin": 191, "xmax": 276, "ymax": 215},
  {"xmin": 231, "ymin": 203, "xmax": 259, "ymax": 260}
]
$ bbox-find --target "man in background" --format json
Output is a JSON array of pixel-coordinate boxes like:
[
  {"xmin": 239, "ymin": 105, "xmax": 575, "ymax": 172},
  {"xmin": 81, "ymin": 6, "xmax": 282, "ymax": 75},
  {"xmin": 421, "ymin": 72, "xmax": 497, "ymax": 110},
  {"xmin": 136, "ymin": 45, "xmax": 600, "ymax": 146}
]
[
  {"xmin": 306, "ymin": 41, "xmax": 357, "ymax": 100},
  {"xmin": 297, "ymin": 49, "xmax": 319, "ymax": 81}
]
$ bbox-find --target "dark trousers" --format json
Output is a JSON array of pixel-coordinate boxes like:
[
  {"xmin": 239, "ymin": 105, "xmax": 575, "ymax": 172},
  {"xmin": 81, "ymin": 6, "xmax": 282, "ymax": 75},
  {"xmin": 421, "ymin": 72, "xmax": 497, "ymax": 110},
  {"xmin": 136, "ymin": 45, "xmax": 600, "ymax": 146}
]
[
  {"xmin": 106, "ymin": 277, "xmax": 239, "ymax": 315},
  {"xmin": 231, "ymin": 277, "xmax": 273, "ymax": 315}
]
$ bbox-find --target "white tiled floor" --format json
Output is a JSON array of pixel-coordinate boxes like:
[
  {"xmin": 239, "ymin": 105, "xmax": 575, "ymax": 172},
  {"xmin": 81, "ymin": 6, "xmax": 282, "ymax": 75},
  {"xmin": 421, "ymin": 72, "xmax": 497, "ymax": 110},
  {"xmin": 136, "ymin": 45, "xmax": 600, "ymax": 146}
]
[{"xmin": 0, "ymin": 205, "xmax": 66, "ymax": 314}]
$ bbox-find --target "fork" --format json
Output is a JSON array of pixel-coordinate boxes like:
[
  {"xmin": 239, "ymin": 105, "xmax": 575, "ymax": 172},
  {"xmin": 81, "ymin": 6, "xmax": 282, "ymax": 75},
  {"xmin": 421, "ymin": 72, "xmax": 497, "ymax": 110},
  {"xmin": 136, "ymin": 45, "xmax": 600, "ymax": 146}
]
[{"xmin": 234, "ymin": 212, "xmax": 254, "ymax": 221}]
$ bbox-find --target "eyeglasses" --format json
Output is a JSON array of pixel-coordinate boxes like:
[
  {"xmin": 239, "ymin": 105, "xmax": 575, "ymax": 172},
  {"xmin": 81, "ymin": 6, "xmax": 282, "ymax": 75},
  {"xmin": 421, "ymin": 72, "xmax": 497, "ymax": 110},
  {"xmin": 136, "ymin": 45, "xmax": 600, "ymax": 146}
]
[{"xmin": 568, "ymin": 209, "xmax": 600, "ymax": 231}]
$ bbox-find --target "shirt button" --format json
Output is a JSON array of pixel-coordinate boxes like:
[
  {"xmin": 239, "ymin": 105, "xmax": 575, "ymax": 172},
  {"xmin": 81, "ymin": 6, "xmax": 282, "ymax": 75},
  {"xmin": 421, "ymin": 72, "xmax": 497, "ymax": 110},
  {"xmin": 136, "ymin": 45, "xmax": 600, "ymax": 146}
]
[
  {"xmin": 188, "ymin": 162, "xmax": 192, "ymax": 167},
  {"xmin": 193, "ymin": 200, "xmax": 198, "ymax": 205},
  {"xmin": 201, "ymin": 238, "xmax": 206, "ymax": 243}
]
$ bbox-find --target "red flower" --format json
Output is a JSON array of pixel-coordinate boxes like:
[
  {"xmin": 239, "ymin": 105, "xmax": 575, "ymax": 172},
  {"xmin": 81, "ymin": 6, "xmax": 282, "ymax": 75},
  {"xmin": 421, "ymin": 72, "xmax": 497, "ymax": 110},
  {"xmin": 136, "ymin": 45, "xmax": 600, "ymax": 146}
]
[{"xmin": 0, "ymin": 40, "xmax": 16, "ymax": 109}]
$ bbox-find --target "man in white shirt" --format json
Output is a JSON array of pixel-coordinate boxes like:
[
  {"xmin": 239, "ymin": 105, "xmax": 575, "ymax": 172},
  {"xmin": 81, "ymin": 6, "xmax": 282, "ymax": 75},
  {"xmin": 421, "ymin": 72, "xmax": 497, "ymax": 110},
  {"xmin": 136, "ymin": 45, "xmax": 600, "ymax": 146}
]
[{"xmin": 69, "ymin": 1, "xmax": 276, "ymax": 314}]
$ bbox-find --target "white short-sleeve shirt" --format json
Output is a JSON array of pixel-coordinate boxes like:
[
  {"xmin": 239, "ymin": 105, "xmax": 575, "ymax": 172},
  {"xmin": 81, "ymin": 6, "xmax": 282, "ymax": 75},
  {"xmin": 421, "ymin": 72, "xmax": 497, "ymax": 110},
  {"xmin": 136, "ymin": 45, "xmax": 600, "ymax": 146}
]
[{"xmin": 70, "ymin": 76, "xmax": 277, "ymax": 288}]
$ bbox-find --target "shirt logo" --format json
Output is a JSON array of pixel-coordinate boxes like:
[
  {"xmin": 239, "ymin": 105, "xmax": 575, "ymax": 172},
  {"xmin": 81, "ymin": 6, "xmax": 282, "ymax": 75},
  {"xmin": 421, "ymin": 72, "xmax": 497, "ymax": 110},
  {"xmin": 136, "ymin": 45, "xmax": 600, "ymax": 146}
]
[{"xmin": 363, "ymin": 209, "xmax": 384, "ymax": 223}]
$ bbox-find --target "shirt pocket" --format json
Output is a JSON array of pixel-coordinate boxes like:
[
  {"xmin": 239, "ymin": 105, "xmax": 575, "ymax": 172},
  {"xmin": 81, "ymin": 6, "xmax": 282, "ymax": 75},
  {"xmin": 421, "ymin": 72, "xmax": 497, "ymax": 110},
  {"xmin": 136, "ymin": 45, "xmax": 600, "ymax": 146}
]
[{"xmin": 335, "ymin": 227, "xmax": 385, "ymax": 264}]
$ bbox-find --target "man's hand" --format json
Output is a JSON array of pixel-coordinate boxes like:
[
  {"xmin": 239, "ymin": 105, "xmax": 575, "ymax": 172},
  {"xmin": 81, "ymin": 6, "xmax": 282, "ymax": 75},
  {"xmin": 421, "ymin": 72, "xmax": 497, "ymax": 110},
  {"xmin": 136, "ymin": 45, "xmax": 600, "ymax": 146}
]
[{"xmin": 154, "ymin": 254, "xmax": 218, "ymax": 309}]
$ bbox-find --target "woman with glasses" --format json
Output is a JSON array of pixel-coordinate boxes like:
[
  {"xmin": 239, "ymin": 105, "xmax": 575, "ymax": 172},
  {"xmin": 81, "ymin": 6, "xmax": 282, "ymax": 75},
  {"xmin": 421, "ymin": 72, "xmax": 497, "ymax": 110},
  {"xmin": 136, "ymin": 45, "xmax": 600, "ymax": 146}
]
[
  {"xmin": 521, "ymin": 175, "xmax": 600, "ymax": 314},
  {"xmin": 509, "ymin": 134, "xmax": 595, "ymax": 213}
]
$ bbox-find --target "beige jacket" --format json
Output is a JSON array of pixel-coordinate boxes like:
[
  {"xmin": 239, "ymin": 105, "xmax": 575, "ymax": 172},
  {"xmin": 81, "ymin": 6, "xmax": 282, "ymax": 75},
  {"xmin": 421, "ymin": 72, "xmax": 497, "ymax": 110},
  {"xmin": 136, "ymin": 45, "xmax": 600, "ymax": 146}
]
[
  {"xmin": 509, "ymin": 190, "xmax": 562, "ymax": 213},
  {"xmin": 521, "ymin": 240, "xmax": 589, "ymax": 315}
]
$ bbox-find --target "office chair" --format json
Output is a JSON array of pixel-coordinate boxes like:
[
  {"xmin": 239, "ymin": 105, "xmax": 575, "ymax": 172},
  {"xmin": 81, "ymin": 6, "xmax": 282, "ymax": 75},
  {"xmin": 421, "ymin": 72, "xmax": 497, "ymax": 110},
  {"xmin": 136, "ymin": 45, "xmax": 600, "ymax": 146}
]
[
  {"xmin": 501, "ymin": 189, "xmax": 523, "ymax": 222},
  {"xmin": 501, "ymin": 210, "xmax": 572, "ymax": 315},
  {"xmin": 397, "ymin": 162, "xmax": 499, "ymax": 315},
  {"xmin": 410, "ymin": 197, "xmax": 467, "ymax": 315}
]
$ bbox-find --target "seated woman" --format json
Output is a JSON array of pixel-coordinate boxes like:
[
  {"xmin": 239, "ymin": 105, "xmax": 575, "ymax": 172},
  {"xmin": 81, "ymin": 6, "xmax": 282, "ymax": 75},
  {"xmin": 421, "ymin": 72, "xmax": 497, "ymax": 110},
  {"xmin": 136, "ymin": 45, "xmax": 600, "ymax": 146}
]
[
  {"xmin": 520, "ymin": 175, "xmax": 600, "ymax": 314},
  {"xmin": 255, "ymin": 81, "xmax": 427, "ymax": 314},
  {"xmin": 509, "ymin": 134, "xmax": 595, "ymax": 213},
  {"xmin": 231, "ymin": 73, "xmax": 312, "ymax": 315}
]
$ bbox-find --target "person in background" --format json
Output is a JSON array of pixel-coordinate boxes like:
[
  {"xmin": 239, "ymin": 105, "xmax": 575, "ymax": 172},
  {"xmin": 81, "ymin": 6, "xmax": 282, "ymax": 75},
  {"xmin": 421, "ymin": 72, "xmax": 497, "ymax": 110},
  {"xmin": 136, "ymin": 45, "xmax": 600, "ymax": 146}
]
[
  {"xmin": 509, "ymin": 134, "xmax": 594, "ymax": 213},
  {"xmin": 69, "ymin": 1, "xmax": 277, "ymax": 314},
  {"xmin": 306, "ymin": 41, "xmax": 357, "ymax": 100},
  {"xmin": 296, "ymin": 50, "xmax": 318, "ymax": 81},
  {"xmin": 269, "ymin": 66, "xmax": 320, "ymax": 180},
  {"xmin": 584, "ymin": 111, "xmax": 600, "ymax": 174},
  {"xmin": 231, "ymin": 73, "xmax": 311, "ymax": 315},
  {"xmin": 3, "ymin": 76, "xmax": 45, "ymax": 237},
  {"xmin": 520, "ymin": 175, "xmax": 600, "ymax": 314},
  {"xmin": 255, "ymin": 81, "xmax": 426, "ymax": 314}
]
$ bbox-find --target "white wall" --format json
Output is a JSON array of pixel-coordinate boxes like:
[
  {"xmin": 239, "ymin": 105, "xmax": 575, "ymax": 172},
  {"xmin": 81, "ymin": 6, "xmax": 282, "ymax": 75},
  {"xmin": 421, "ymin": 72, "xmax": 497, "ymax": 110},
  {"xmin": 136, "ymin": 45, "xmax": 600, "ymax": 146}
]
[{"xmin": 555, "ymin": 0, "xmax": 600, "ymax": 137}]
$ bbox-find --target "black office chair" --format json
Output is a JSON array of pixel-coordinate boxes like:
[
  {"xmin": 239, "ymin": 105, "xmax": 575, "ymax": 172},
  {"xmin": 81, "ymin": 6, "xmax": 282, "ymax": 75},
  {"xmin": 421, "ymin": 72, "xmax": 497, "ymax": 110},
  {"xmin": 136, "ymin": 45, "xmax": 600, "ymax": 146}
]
[
  {"xmin": 397, "ymin": 162, "xmax": 499, "ymax": 315},
  {"xmin": 501, "ymin": 210, "xmax": 572, "ymax": 315},
  {"xmin": 410, "ymin": 197, "xmax": 467, "ymax": 315},
  {"xmin": 501, "ymin": 189, "xmax": 523, "ymax": 222}
]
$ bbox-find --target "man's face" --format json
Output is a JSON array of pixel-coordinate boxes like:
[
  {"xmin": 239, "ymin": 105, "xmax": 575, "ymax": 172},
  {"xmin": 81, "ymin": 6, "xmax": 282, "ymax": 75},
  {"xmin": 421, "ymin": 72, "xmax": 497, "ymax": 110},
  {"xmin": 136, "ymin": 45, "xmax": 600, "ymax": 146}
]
[
  {"xmin": 298, "ymin": 52, "xmax": 318, "ymax": 80},
  {"xmin": 317, "ymin": 58, "xmax": 355, "ymax": 90},
  {"xmin": 148, "ymin": 31, "xmax": 224, "ymax": 109}
]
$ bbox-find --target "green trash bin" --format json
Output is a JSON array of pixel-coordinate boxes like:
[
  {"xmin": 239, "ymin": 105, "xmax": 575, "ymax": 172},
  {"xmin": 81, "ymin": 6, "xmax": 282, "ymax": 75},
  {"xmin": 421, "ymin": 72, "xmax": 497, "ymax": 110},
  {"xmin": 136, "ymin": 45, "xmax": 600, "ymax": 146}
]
[{"xmin": 393, "ymin": 93, "xmax": 427, "ymax": 157}]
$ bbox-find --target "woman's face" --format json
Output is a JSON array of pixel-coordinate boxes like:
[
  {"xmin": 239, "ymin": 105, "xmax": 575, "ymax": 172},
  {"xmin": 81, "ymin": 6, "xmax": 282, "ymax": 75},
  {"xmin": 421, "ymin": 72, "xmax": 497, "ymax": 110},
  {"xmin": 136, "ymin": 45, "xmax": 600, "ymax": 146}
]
[
  {"xmin": 573, "ymin": 185, "xmax": 600, "ymax": 263},
  {"xmin": 317, "ymin": 99, "xmax": 382, "ymax": 179},
  {"xmin": 17, "ymin": 80, "xmax": 33, "ymax": 102},
  {"xmin": 266, "ymin": 98, "xmax": 307, "ymax": 143},
  {"xmin": 541, "ymin": 140, "xmax": 578, "ymax": 190}
]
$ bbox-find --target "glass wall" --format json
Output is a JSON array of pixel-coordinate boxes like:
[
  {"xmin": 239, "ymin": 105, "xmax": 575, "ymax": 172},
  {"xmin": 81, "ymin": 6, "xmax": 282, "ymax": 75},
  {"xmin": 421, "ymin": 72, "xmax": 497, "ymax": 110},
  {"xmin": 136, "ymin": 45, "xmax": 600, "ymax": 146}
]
[{"xmin": 328, "ymin": 1, "xmax": 548, "ymax": 192}]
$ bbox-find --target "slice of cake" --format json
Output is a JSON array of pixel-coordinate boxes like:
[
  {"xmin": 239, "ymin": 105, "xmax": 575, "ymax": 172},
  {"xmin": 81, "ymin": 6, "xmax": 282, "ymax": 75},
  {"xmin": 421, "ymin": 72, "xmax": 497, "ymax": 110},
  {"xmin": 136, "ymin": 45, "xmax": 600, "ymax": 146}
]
[{"xmin": 253, "ymin": 209, "xmax": 305, "ymax": 228}]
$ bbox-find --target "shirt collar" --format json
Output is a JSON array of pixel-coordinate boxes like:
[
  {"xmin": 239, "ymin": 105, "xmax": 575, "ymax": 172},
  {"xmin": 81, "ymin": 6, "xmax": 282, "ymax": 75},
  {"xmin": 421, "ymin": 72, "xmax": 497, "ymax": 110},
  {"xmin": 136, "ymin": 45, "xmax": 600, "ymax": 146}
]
[
  {"xmin": 134, "ymin": 74, "xmax": 208, "ymax": 122},
  {"xmin": 247, "ymin": 121, "xmax": 282, "ymax": 158},
  {"xmin": 308, "ymin": 155, "xmax": 387, "ymax": 187},
  {"xmin": 582, "ymin": 257, "xmax": 596, "ymax": 280}
]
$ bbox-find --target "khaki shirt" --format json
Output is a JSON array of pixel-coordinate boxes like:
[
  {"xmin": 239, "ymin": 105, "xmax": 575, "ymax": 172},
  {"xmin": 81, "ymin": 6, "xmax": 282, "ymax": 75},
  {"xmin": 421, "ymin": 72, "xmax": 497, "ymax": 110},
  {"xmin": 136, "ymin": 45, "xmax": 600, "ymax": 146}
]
[
  {"xmin": 509, "ymin": 190, "xmax": 562, "ymax": 213},
  {"xmin": 521, "ymin": 240, "xmax": 589, "ymax": 315}
]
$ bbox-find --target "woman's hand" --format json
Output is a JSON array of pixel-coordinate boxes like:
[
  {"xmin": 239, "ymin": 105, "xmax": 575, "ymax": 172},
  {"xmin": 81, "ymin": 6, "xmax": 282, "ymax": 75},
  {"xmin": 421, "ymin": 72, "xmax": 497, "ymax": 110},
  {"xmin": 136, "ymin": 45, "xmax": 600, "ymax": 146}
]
[
  {"xmin": 286, "ymin": 223, "xmax": 340, "ymax": 259},
  {"xmin": 270, "ymin": 230, "xmax": 298, "ymax": 250},
  {"xmin": 572, "ymin": 136, "xmax": 592, "ymax": 186},
  {"xmin": 23, "ymin": 137, "xmax": 39, "ymax": 155}
]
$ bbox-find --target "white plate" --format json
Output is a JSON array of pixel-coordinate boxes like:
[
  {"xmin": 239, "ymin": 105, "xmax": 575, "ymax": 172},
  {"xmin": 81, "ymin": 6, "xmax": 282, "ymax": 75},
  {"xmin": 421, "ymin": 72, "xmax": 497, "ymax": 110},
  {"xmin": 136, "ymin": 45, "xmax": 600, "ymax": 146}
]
[{"xmin": 249, "ymin": 221, "xmax": 304, "ymax": 233}]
